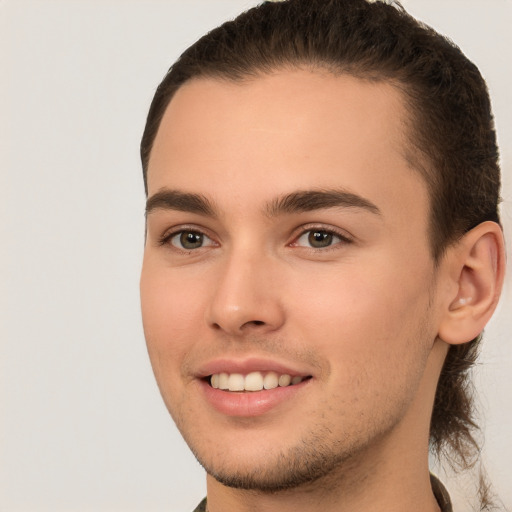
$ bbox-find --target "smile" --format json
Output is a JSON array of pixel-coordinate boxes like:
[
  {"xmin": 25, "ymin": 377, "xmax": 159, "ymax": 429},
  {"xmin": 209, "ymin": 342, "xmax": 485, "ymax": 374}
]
[{"xmin": 209, "ymin": 371, "xmax": 309, "ymax": 392}]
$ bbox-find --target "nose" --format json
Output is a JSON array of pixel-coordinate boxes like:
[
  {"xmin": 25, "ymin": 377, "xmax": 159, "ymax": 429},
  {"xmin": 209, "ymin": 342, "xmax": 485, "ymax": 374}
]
[{"xmin": 205, "ymin": 249, "xmax": 286, "ymax": 336}]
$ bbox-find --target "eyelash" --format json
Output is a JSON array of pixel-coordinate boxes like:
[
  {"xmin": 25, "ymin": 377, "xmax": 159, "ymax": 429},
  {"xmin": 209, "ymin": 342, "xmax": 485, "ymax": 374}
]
[
  {"xmin": 290, "ymin": 225, "xmax": 353, "ymax": 251},
  {"xmin": 158, "ymin": 226, "xmax": 216, "ymax": 251},
  {"xmin": 158, "ymin": 225, "xmax": 353, "ymax": 252}
]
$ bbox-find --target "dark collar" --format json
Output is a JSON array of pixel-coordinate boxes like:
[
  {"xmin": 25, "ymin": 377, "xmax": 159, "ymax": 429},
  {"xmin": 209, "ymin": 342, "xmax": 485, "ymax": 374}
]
[
  {"xmin": 193, "ymin": 475, "xmax": 453, "ymax": 512},
  {"xmin": 431, "ymin": 473, "xmax": 453, "ymax": 512}
]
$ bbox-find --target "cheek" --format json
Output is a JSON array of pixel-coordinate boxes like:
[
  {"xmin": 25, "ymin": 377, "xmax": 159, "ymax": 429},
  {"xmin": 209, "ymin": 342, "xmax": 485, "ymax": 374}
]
[
  {"xmin": 291, "ymin": 258, "xmax": 434, "ymax": 377},
  {"xmin": 140, "ymin": 262, "xmax": 208, "ymax": 373},
  {"xmin": 295, "ymin": 267, "xmax": 434, "ymax": 431},
  {"xmin": 140, "ymin": 262, "xmax": 213, "ymax": 423}
]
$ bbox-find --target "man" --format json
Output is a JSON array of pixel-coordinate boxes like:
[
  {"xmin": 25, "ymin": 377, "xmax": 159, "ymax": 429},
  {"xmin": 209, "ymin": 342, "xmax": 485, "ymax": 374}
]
[{"xmin": 139, "ymin": 0, "xmax": 506, "ymax": 510}]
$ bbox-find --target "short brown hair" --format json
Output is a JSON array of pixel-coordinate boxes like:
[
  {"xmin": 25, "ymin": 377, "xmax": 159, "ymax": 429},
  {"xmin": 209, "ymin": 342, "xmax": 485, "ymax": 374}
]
[{"xmin": 141, "ymin": 0, "xmax": 501, "ymax": 485}]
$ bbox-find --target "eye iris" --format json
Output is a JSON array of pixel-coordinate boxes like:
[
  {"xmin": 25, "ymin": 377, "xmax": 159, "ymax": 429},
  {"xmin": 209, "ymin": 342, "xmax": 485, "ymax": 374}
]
[
  {"xmin": 180, "ymin": 231, "xmax": 203, "ymax": 249},
  {"xmin": 308, "ymin": 230, "xmax": 333, "ymax": 248}
]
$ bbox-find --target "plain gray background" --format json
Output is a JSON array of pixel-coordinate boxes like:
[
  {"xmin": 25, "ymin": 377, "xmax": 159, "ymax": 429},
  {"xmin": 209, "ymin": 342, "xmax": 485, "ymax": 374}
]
[{"xmin": 2, "ymin": 1, "xmax": 511, "ymax": 510}]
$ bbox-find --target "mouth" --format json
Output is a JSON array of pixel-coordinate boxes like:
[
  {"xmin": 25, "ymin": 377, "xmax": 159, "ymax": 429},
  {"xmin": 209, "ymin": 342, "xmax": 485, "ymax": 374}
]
[{"xmin": 207, "ymin": 371, "xmax": 312, "ymax": 392}]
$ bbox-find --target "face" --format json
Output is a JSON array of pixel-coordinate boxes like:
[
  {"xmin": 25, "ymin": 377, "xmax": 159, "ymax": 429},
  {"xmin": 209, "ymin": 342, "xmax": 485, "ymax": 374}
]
[{"xmin": 141, "ymin": 70, "xmax": 444, "ymax": 492}]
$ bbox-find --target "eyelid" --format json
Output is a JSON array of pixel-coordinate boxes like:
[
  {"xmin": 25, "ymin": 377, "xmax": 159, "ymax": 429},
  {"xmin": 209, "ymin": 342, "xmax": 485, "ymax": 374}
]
[
  {"xmin": 171, "ymin": 231, "xmax": 217, "ymax": 250},
  {"xmin": 158, "ymin": 224, "xmax": 218, "ymax": 249},
  {"xmin": 289, "ymin": 224, "xmax": 354, "ymax": 248}
]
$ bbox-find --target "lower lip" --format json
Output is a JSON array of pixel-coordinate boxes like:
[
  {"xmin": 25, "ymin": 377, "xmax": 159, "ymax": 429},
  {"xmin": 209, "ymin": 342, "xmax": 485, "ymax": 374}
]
[{"xmin": 200, "ymin": 379, "xmax": 310, "ymax": 417}]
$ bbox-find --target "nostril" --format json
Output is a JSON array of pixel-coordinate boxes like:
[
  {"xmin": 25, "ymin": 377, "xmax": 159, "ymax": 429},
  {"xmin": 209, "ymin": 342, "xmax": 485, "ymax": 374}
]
[{"xmin": 240, "ymin": 320, "xmax": 266, "ymax": 329}]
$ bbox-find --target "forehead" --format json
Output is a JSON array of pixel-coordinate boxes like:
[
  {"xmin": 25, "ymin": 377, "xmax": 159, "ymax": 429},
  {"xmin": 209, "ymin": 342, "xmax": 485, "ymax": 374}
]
[
  {"xmin": 148, "ymin": 69, "xmax": 428, "ymax": 231},
  {"xmin": 150, "ymin": 70, "xmax": 410, "ymax": 175}
]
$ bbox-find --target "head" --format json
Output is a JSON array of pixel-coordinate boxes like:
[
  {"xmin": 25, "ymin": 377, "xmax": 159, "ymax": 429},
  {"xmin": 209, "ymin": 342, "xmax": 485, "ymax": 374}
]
[{"xmin": 140, "ymin": 0, "xmax": 504, "ymax": 494}]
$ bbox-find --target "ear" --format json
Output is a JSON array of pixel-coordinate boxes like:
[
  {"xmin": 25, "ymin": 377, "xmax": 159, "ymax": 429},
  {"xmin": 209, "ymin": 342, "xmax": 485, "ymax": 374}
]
[{"xmin": 437, "ymin": 221, "xmax": 506, "ymax": 345}]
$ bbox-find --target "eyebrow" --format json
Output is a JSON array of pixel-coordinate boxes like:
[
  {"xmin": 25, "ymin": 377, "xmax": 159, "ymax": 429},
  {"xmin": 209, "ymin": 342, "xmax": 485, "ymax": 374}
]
[
  {"xmin": 145, "ymin": 189, "xmax": 216, "ymax": 217},
  {"xmin": 145, "ymin": 187, "xmax": 381, "ymax": 218},
  {"xmin": 265, "ymin": 189, "xmax": 381, "ymax": 217}
]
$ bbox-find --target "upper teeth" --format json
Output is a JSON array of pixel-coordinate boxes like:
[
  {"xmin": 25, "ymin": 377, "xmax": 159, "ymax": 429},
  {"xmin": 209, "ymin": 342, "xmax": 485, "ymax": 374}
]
[{"xmin": 210, "ymin": 372, "xmax": 304, "ymax": 392}]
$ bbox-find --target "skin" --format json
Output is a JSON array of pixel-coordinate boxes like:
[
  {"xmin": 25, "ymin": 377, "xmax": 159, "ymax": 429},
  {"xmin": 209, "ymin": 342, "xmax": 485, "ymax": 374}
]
[{"xmin": 141, "ymin": 69, "xmax": 467, "ymax": 512}]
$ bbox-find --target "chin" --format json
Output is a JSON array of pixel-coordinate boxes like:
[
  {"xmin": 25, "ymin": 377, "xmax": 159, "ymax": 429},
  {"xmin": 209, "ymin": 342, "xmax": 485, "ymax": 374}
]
[{"xmin": 189, "ymin": 429, "xmax": 361, "ymax": 493}]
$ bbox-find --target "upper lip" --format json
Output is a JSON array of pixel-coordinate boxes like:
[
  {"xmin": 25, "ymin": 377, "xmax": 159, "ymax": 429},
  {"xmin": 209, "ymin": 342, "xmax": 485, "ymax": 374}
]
[{"xmin": 196, "ymin": 357, "xmax": 313, "ymax": 379}]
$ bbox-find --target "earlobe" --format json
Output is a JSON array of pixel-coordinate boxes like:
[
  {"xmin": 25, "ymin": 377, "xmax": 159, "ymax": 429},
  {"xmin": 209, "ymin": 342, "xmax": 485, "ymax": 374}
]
[{"xmin": 438, "ymin": 221, "xmax": 505, "ymax": 346}]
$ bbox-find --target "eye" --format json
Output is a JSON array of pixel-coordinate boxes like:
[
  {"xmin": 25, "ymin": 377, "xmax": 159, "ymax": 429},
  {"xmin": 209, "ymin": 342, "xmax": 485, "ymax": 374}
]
[
  {"xmin": 294, "ymin": 229, "xmax": 347, "ymax": 249},
  {"xmin": 168, "ymin": 230, "xmax": 216, "ymax": 250}
]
